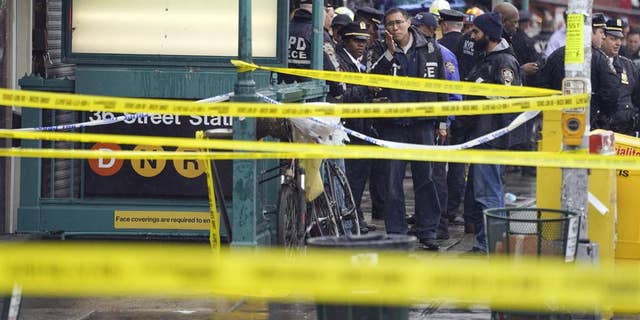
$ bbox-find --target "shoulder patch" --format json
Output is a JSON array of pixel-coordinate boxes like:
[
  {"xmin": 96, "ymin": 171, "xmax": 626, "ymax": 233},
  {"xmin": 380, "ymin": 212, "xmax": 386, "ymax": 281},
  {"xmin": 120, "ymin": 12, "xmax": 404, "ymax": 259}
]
[
  {"xmin": 445, "ymin": 61, "xmax": 456, "ymax": 75},
  {"xmin": 501, "ymin": 68, "xmax": 515, "ymax": 86}
]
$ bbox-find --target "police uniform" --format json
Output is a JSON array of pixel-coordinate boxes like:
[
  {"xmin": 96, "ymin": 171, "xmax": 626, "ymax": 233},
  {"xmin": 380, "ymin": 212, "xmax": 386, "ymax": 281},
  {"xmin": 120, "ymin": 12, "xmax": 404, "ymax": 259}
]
[
  {"xmin": 437, "ymin": 9, "xmax": 464, "ymax": 52},
  {"xmin": 335, "ymin": 22, "xmax": 380, "ymax": 233},
  {"xmin": 368, "ymin": 26, "xmax": 446, "ymax": 248},
  {"xmin": 280, "ymin": 7, "xmax": 344, "ymax": 101},
  {"xmin": 607, "ymin": 19, "xmax": 640, "ymax": 135},
  {"xmin": 538, "ymin": 14, "xmax": 619, "ymax": 129}
]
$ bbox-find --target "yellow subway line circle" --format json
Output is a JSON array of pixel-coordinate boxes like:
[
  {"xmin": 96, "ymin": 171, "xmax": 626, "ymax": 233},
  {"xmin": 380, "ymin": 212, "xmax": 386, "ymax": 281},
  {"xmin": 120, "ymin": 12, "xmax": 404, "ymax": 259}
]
[{"xmin": 0, "ymin": 88, "xmax": 584, "ymax": 118}]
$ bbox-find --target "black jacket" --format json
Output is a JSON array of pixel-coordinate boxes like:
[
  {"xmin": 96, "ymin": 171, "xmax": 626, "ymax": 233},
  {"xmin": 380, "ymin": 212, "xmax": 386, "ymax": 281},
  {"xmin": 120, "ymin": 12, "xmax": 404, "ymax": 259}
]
[
  {"xmin": 609, "ymin": 55, "xmax": 640, "ymax": 134},
  {"xmin": 367, "ymin": 27, "xmax": 448, "ymax": 127},
  {"xmin": 439, "ymin": 31, "xmax": 463, "ymax": 53},
  {"xmin": 460, "ymin": 39, "xmax": 523, "ymax": 149},
  {"xmin": 280, "ymin": 9, "xmax": 344, "ymax": 100},
  {"xmin": 511, "ymin": 30, "xmax": 540, "ymax": 65},
  {"xmin": 539, "ymin": 46, "xmax": 619, "ymax": 129},
  {"xmin": 453, "ymin": 32, "xmax": 482, "ymax": 80}
]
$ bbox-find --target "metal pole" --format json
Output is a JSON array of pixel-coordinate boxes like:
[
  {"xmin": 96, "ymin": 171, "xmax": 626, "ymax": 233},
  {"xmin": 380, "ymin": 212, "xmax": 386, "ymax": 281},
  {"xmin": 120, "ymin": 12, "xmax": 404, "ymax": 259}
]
[
  {"xmin": 311, "ymin": 0, "xmax": 323, "ymax": 71},
  {"xmin": 232, "ymin": 0, "xmax": 258, "ymax": 247},
  {"xmin": 562, "ymin": 0, "xmax": 591, "ymax": 248}
]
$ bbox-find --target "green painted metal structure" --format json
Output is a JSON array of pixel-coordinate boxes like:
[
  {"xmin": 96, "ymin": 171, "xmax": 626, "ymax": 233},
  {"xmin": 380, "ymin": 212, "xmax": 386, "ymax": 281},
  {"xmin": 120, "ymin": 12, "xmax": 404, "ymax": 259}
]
[{"xmin": 17, "ymin": 0, "xmax": 328, "ymax": 246}]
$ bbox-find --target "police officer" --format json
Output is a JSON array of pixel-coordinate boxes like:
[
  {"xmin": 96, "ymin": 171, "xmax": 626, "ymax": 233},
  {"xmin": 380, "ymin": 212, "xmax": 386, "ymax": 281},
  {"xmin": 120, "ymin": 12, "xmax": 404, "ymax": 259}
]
[
  {"xmin": 602, "ymin": 18, "xmax": 640, "ymax": 136},
  {"xmin": 461, "ymin": 12, "xmax": 521, "ymax": 253},
  {"xmin": 335, "ymin": 22, "xmax": 377, "ymax": 233},
  {"xmin": 539, "ymin": 13, "xmax": 618, "ymax": 130},
  {"xmin": 281, "ymin": 0, "xmax": 344, "ymax": 102},
  {"xmin": 412, "ymin": 11, "xmax": 462, "ymax": 240},
  {"xmin": 368, "ymin": 8, "xmax": 447, "ymax": 250},
  {"xmin": 438, "ymin": 9, "xmax": 465, "ymax": 52}
]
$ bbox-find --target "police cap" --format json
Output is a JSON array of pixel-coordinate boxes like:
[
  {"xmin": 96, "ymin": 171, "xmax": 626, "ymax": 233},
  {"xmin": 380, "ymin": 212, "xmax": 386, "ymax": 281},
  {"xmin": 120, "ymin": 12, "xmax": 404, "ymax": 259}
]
[
  {"xmin": 605, "ymin": 18, "xmax": 624, "ymax": 38},
  {"xmin": 439, "ymin": 9, "xmax": 464, "ymax": 22},
  {"xmin": 592, "ymin": 13, "xmax": 606, "ymax": 29},
  {"xmin": 355, "ymin": 6, "xmax": 383, "ymax": 25},
  {"xmin": 340, "ymin": 21, "xmax": 371, "ymax": 40}
]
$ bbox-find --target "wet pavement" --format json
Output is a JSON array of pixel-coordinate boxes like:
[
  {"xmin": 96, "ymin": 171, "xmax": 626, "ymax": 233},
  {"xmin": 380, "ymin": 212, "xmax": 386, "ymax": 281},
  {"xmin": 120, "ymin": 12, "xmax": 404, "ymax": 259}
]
[{"xmin": 2, "ymin": 169, "xmax": 637, "ymax": 319}]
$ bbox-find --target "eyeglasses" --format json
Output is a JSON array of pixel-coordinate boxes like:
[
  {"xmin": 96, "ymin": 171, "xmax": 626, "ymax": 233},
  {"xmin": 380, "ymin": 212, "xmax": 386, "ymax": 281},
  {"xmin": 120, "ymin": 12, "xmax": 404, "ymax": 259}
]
[{"xmin": 385, "ymin": 19, "xmax": 405, "ymax": 28}]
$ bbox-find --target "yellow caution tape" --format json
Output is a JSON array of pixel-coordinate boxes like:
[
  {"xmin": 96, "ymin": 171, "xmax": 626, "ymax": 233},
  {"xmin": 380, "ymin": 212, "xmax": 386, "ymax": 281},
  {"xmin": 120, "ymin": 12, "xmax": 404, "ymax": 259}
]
[
  {"xmin": 3, "ymin": 128, "xmax": 640, "ymax": 170},
  {"xmin": 3, "ymin": 137, "xmax": 640, "ymax": 171},
  {"xmin": 195, "ymin": 131, "xmax": 221, "ymax": 253},
  {"xmin": 0, "ymin": 88, "xmax": 584, "ymax": 118},
  {"xmin": 0, "ymin": 242, "xmax": 638, "ymax": 313},
  {"xmin": 231, "ymin": 60, "xmax": 562, "ymax": 97}
]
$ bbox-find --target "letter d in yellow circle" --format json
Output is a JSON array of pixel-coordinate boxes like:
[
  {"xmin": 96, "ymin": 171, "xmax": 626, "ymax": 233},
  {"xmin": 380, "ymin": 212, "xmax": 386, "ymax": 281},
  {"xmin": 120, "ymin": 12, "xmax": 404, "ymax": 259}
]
[{"xmin": 131, "ymin": 145, "xmax": 166, "ymax": 178}]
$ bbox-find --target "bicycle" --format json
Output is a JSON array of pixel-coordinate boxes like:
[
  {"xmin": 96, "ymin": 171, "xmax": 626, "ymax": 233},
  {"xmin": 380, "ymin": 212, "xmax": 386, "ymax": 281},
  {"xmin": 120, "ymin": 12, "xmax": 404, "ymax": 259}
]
[{"xmin": 259, "ymin": 122, "xmax": 360, "ymax": 248}]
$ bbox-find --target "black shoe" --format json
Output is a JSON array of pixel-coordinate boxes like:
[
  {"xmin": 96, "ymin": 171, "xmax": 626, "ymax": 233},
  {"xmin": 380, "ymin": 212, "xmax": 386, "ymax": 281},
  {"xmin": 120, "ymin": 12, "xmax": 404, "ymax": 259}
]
[
  {"xmin": 365, "ymin": 223, "xmax": 377, "ymax": 231},
  {"xmin": 419, "ymin": 239, "xmax": 440, "ymax": 251},
  {"xmin": 357, "ymin": 220, "xmax": 371, "ymax": 234},
  {"xmin": 407, "ymin": 215, "xmax": 416, "ymax": 225},
  {"xmin": 408, "ymin": 228, "xmax": 417, "ymax": 236}
]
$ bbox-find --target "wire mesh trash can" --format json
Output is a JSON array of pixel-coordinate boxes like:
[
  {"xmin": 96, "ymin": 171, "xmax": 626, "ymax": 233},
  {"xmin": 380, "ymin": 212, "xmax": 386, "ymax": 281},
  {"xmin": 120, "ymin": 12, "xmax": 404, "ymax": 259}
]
[
  {"xmin": 307, "ymin": 233, "xmax": 417, "ymax": 320},
  {"xmin": 484, "ymin": 208, "xmax": 581, "ymax": 259},
  {"xmin": 484, "ymin": 208, "xmax": 581, "ymax": 320}
]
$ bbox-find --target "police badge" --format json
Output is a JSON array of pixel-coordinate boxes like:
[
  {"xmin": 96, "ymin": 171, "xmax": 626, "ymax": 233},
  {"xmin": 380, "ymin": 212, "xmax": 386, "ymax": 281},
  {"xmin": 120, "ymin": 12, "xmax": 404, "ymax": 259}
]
[
  {"xmin": 622, "ymin": 70, "xmax": 629, "ymax": 85},
  {"xmin": 501, "ymin": 68, "xmax": 515, "ymax": 85},
  {"xmin": 428, "ymin": 42, "xmax": 435, "ymax": 53}
]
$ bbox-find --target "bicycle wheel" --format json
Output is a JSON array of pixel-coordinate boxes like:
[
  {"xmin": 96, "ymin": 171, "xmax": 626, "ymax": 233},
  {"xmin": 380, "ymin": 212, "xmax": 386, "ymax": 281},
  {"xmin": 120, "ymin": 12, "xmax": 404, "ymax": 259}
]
[
  {"xmin": 309, "ymin": 192, "xmax": 340, "ymax": 237},
  {"xmin": 322, "ymin": 161, "xmax": 360, "ymax": 235},
  {"xmin": 276, "ymin": 184, "xmax": 304, "ymax": 248}
]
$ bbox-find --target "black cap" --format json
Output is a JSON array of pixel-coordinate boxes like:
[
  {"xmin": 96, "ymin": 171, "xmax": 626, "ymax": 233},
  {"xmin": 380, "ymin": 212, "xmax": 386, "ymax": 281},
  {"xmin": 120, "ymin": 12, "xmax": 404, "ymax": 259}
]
[
  {"xmin": 439, "ymin": 9, "xmax": 464, "ymax": 22},
  {"xmin": 340, "ymin": 21, "xmax": 371, "ymax": 40},
  {"xmin": 355, "ymin": 6, "xmax": 383, "ymax": 25},
  {"xmin": 606, "ymin": 18, "xmax": 624, "ymax": 38},
  {"xmin": 412, "ymin": 12, "xmax": 438, "ymax": 29},
  {"xmin": 518, "ymin": 10, "xmax": 531, "ymax": 23},
  {"xmin": 592, "ymin": 13, "xmax": 606, "ymax": 29},
  {"xmin": 332, "ymin": 14, "xmax": 352, "ymax": 28}
]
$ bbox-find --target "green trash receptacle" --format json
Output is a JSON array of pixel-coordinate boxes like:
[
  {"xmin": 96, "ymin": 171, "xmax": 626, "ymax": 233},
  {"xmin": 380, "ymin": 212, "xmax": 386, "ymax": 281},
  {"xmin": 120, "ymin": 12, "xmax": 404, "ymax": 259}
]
[
  {"xmin": 484, "ymin": 208, "xmax": 581, "ymax": 320},
  {"xmin": 306, "ymin": 233, "xmax": 417, "ymax": 320}
]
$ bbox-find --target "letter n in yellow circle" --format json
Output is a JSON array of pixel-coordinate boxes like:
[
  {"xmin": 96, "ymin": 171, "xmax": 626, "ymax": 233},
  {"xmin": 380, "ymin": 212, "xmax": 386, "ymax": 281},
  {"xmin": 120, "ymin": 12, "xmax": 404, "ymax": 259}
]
[
  {"xmin": 131, "ymin": 145, "xmax": 166, "ymax": 177},
  {"xmin": 173, "ymin": 147, "xmax": 205, "ymax": 178}
]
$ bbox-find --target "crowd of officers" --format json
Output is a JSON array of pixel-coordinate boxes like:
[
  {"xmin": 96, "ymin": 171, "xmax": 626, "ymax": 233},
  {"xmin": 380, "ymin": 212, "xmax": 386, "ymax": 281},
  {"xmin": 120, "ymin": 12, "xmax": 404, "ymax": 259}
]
[{"xmin": 282, "ymin": 0, "xmax": 639, "ymax": 252}]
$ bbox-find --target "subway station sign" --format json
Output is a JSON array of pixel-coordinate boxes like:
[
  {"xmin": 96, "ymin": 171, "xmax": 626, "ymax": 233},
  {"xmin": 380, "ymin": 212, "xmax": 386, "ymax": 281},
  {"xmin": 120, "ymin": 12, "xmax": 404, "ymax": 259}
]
[{"xmin": 84, "ymin": 112, "xmax": 232, "ymax": 199}]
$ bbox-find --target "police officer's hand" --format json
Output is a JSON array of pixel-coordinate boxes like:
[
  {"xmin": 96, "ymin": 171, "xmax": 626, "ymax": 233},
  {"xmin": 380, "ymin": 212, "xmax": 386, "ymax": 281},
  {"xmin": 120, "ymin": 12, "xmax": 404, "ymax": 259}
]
[
  {"xmin": 522, "ymin": 62, "xmax": 539, "ymax": 76},
  {"xmin": 384, "ymin": 30, "xmax": 395, "ymax": 53}
]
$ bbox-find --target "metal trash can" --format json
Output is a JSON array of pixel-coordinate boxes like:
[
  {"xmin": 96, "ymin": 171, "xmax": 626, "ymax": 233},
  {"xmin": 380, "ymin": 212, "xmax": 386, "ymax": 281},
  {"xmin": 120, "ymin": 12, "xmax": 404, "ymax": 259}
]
[
  {"xmin": 484, "ymin": 208, "xmax": 580, "ymax": 320},
  {"xmin": 484, "ymin": 208, "xmax": 581, "ymax": 259},
  {"xmin": 307, "ymin": 233, "xmax": 417, "ymax": 320}
]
